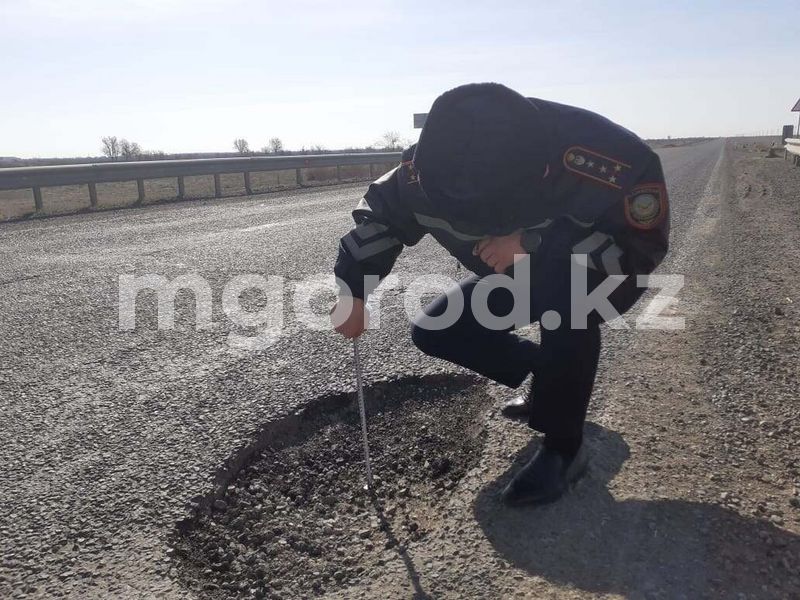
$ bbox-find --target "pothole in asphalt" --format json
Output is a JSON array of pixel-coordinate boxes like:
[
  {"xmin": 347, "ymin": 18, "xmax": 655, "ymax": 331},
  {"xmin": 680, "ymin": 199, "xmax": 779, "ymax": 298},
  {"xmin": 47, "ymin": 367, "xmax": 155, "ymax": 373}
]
[{"xmin": 169, "ymin": 374, "xmax": 492, "ymax": 599}]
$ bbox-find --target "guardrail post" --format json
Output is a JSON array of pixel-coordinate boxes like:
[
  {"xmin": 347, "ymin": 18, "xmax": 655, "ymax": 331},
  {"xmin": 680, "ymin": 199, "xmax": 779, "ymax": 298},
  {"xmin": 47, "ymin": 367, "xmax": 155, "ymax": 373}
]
[
  {"xmin": 336, "ymin": 165, "xmax": 342, "ymax": 182},
  {"xmin": 244, "ymin": 172, "xmax": 252, "ymax": 195},
  {"xmin": 214, "ymin": 174, "xmax": 222, "ymax": 198},
  {"xmin": 32, "ymin": 187, "xmax": 43, "ymax": 211},
  {"xmin": 136, "ymin": 179, "xmax": 145, "ymax": 204},
  {"xmin": 88, "ymin": 182, "xmax": 98, "ymax": 208},
  {"xmin": 296, "ymin": 168, "xmax": 303, "ymax": 187},
  {"xmin": 177, "ymin": 176, "xmax": 185, "ymax": 199}
]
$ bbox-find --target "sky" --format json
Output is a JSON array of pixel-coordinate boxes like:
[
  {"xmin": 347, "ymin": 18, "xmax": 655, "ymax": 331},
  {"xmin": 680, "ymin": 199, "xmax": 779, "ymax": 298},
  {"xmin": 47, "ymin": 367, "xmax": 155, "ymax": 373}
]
[{"xmin": 2, "ymin": 0, "xmax": 799, "ymax": 158}]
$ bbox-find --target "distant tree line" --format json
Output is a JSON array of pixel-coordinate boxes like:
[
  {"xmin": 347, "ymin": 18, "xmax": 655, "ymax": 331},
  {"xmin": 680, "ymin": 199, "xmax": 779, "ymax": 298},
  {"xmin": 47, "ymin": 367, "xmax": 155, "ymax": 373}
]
[
  {"xmin": 94, "ymin": 130, "xmax": 412, "ymax": 164},
  {"xmin": 231, "ymin": 131, "xmax": 410, "ymax": 156},
  {"xmin": 101, "ymin": 136, "xmax": 165, "ymax": 161}
]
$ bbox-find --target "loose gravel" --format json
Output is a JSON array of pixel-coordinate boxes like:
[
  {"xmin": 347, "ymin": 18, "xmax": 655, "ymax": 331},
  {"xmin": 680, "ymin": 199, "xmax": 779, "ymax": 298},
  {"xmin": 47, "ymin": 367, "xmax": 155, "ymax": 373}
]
[{"xmin": 169, "ymin": 376, "xmax": 490, "ymax": 599}]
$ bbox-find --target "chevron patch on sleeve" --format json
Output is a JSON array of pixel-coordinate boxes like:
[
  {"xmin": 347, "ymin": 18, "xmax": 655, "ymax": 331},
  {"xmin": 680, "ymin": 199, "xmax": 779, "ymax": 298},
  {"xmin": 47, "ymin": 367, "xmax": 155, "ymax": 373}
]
[{"xmin": 342, "ymin": 221, "xmax": 402, "ymax": 261}]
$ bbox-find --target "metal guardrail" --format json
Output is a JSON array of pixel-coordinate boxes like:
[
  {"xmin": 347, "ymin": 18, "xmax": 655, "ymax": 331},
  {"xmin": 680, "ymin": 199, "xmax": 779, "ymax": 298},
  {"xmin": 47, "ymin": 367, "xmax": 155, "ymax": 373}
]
[{"xmin": 0, "ymin": 152, "xmax": 402, "ymax": 211}]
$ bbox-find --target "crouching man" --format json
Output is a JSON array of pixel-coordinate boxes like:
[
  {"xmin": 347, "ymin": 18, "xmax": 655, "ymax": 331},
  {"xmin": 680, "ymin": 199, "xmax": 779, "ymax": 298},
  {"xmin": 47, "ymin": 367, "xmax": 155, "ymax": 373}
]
[{"xmin": 330, "ymin": 83, "xmax": 669, "ymax": 506}]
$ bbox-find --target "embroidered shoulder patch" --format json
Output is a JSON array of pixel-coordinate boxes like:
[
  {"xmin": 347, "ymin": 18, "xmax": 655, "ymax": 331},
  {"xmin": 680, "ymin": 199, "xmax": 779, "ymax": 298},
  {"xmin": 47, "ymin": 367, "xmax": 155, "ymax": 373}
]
[
  {"xmin": 625, "ymin": 182, "xmax": 668, "ymax": 230},
  {"xmin": 401, "ymin": 160, "xmax": 419, "ymax": 185},
  {"xmin": 563, "ymin": 146, "xmax": 632, "ymax": 190}
]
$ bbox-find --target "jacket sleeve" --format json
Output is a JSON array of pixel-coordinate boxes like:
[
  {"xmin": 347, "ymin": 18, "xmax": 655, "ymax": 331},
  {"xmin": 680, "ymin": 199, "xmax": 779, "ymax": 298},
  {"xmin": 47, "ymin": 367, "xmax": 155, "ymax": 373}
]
[
  {"xmin": 334, "ymin": 150, "xmax": 427, "ymax": 299},
  {"xmin": 591, "ymin": 151, "xmax": 669, "ymax": 277},
  {"xmin": 535, "ymin": 151, "xmax": 669, "ymax": 279}
]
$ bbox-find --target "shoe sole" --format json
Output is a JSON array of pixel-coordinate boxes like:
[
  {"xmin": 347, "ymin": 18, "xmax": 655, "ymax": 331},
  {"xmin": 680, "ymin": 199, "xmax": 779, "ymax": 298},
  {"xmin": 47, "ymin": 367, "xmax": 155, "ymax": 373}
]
[
  {"xmin": 500, "ymin": 404, "xmax": 530, "ymax": 420},
  {"xmin": 500, "ymin": 410, "xmax": 529, "ymax": 421}
]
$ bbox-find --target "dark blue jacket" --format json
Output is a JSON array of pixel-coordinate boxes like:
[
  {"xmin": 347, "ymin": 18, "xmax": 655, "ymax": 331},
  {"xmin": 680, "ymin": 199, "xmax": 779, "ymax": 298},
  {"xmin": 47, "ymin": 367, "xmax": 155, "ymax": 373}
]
[{"xmin": 334, "ymin": 92, "xmax": 669, "ymax": 314}]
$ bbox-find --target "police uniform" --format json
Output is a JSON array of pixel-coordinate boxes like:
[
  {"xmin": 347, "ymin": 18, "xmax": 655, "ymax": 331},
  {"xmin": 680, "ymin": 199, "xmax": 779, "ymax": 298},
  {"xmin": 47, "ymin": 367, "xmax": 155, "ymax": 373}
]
[{"xmin": 334, "ymin": 83, "xmax": 669, "ymax": 501}]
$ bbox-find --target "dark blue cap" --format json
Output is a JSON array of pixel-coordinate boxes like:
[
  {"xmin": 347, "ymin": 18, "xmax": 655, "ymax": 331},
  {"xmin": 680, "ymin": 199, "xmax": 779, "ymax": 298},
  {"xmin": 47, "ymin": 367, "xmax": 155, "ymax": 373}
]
[{"xmin": 413, "ymin": 83, "xmax": 549, "ymax": 234}]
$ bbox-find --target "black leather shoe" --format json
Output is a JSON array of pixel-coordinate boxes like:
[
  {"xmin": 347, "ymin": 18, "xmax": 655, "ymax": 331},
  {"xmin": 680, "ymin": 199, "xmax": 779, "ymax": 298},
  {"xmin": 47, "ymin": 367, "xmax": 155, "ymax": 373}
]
[
  {"xmin": 501, "ymin": 444, "xmax": 588, "ymax": 506},
  {"xmin": 501, "ymin": 379, "xmax": 532, "ymax": 420},
  {"xmin": 501, "ymin": 394, "xmax": 529, "ymax": 419}
]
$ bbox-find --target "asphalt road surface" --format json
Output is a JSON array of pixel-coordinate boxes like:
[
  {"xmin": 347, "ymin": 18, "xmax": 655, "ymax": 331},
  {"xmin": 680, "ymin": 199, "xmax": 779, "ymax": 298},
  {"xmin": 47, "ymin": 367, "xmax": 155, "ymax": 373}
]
[{"xmin": 1, "ymin": 138, "xmax": 767, "ymax": 598}]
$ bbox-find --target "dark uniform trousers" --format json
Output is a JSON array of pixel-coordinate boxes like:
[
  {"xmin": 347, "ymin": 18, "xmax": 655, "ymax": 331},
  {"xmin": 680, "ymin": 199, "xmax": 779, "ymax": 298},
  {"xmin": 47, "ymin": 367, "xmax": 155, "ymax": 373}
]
[{"xmin": 409, "ymin": 263, "xmax": 633, "ymax": 442}]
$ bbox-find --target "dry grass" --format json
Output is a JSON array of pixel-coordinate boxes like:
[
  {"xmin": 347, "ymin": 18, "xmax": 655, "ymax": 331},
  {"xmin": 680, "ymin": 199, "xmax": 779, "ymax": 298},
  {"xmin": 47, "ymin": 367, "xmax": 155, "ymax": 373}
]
[
  {"xmin": 304, "ymin": 163, "xmax": 395, "ymax": 183},
  {"xmin": 0, "ymin": 164, "xmax": 396, "ymax": 222},
  {"xmin": 646, "ymin": 137, "xmax": 715, "ymax": 149},
  {"xmin": 0, "ymin": 189, "xmax": 35, "ymax": 220},
  {"xmin": 729, "ymin": 136, "xmax": 785, "ymax": 154}
]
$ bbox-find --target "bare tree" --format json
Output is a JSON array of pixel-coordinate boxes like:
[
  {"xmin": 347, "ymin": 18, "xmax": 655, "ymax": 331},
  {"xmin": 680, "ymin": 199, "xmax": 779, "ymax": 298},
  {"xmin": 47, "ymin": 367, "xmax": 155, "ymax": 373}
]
[
  {"xmin": 233, "ymin": 138, "xmax": 250, "ymax": 154},
  {"xmin": 378, "ymin": 131, "xmax": 402, "ymax": 151},
  {"xmin": 268, "ymin": 137, "xmax": 284, "ymax": 154},
  {"xmin": 311, "ymin": 144, "xmax": 325, "ymax": 153},
  {"xmin": 119, "ymin": 139, "xmax": 142, "ymax": 161},
  {"xmin": 101, "ymin": 136, "xmax": 120, "ymax": 160}
]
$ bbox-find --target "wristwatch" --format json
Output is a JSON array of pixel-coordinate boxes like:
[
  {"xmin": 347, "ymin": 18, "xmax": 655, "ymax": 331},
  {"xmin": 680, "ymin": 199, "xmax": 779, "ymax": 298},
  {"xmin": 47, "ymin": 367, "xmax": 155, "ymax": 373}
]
[{"xmin": 520, "ymin": 229, "xmax": 542, "ymax": 253}]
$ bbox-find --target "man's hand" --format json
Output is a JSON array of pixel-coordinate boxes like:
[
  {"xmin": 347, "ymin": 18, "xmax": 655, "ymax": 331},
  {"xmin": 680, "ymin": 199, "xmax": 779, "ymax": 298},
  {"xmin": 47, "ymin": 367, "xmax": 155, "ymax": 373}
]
[
  {"xmin": 473, "ymin": 231, "xmax": 526, "ymax": 273},
  {"xmin": 330, "ymin": 297, "xmax": 368, "ymax": 339}
]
